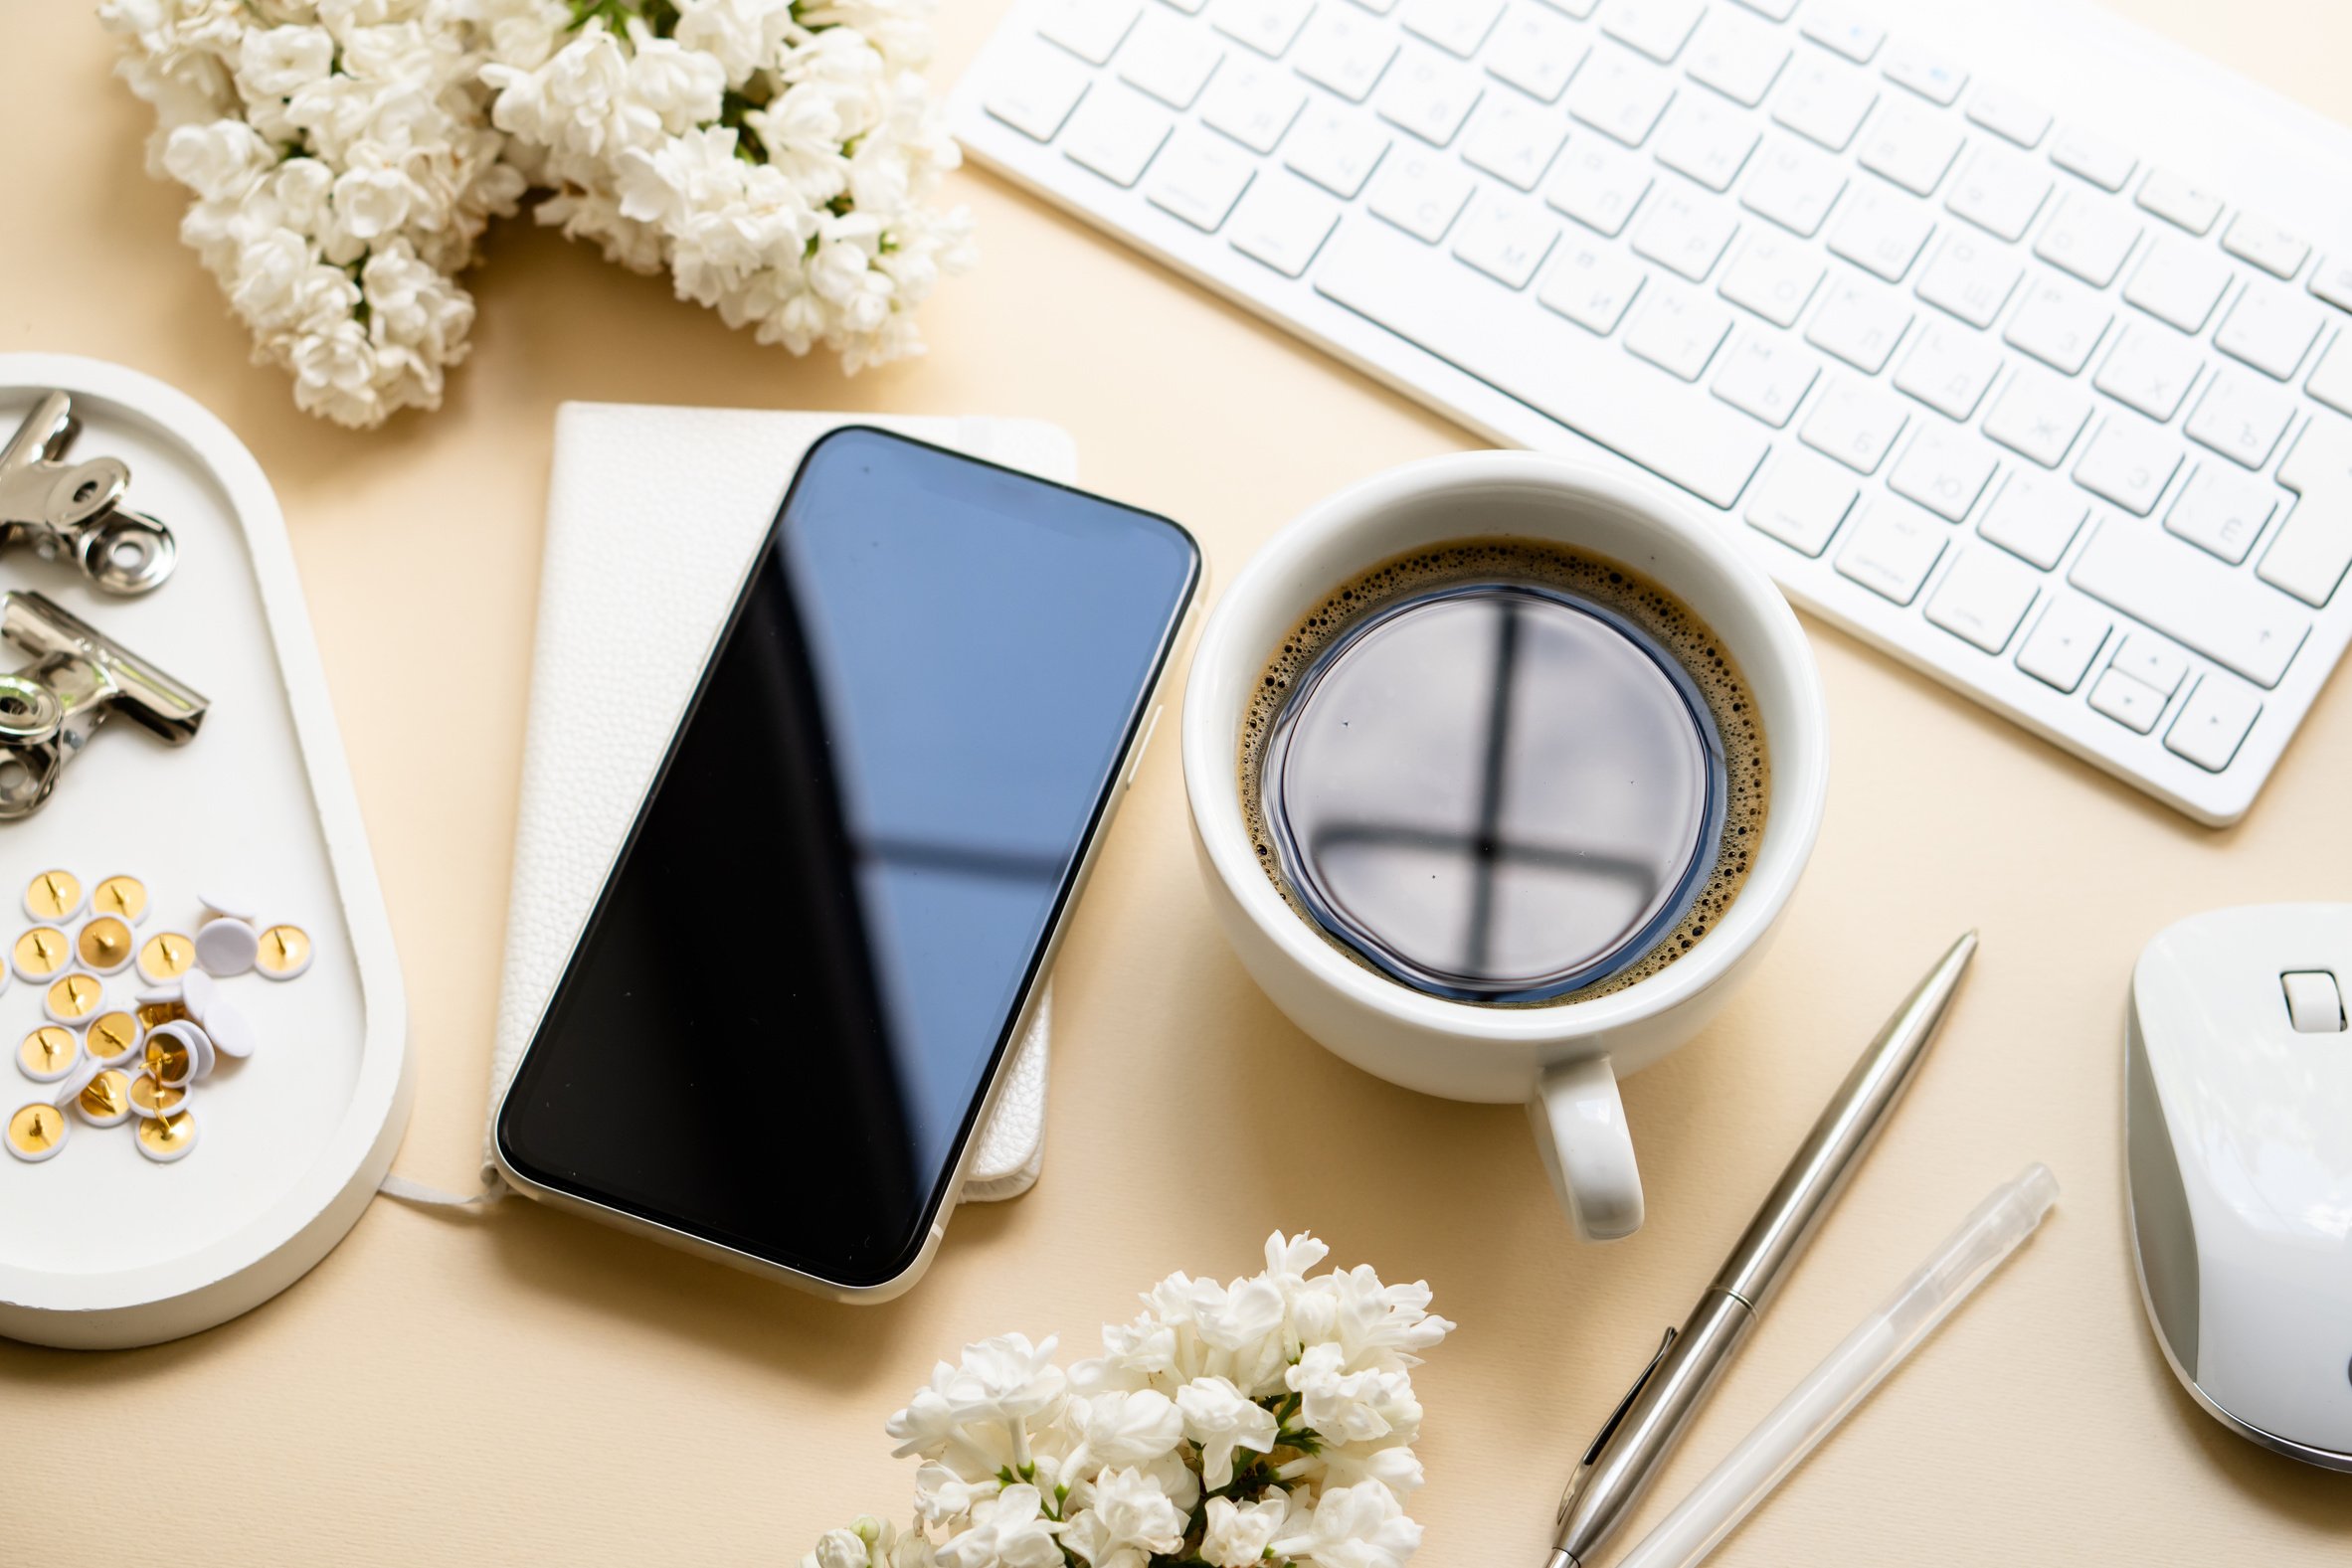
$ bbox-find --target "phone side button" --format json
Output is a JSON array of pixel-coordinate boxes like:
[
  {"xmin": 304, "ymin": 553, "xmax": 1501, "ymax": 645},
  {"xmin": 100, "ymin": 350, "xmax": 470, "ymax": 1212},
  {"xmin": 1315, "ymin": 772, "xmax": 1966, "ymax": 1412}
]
[{"xmin": 1124, "ymin": 705, "xmax": 1166, "ymax": 789}]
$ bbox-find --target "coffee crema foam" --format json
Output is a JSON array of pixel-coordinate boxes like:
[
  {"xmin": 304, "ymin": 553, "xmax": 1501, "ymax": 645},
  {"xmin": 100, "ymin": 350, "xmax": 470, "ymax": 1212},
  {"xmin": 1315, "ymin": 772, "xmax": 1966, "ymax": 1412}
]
[{"xmin": 1237, "ymin": 537, "xmax": 1771, "ymax": 1006}]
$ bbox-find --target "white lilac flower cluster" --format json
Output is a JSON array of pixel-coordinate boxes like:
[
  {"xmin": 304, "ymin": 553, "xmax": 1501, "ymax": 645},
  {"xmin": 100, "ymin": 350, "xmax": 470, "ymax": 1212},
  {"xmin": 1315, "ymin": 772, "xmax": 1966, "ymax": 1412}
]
[
  {"xmin": 98, "ymin": 0, "xmax": 972, "ymax": 429},
  {"xmin": 805, "ymin": 1233, "xmax": 1455, "ymax": 1568}
]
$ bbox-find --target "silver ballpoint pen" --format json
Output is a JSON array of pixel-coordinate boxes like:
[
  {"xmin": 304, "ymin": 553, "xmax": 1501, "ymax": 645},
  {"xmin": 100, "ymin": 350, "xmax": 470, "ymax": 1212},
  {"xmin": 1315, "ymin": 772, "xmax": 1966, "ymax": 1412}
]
[{"xmin": 1545, "ymin": 930, "xmax": 1980, "ymax": 1568}]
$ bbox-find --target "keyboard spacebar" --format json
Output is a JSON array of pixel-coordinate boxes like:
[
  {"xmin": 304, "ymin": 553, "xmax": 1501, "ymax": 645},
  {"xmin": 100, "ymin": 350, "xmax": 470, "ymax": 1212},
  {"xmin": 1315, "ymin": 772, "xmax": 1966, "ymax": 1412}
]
[{"xmin": 1313, "ymin": 220, "xmax": 1769, "ymax": 508}]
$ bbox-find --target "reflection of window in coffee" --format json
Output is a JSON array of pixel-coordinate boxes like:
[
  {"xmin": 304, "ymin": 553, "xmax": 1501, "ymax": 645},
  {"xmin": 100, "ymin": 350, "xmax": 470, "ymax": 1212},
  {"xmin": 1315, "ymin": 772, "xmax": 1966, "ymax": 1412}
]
[{"xmin": 1238, "ymin": 539, "xmax": 1770, "ymax": 1006}]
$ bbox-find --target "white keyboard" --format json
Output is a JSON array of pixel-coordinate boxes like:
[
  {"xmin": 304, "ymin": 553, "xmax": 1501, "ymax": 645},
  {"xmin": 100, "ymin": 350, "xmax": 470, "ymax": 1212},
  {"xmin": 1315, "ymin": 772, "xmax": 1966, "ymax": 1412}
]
[{"xmin": 951, "ymin": 0, "xmax": 2352, "ymax": 823}]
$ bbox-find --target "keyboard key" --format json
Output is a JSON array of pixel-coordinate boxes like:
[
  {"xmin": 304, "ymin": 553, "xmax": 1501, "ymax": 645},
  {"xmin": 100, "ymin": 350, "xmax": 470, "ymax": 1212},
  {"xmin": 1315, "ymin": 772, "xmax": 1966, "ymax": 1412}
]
[
  {"xmin": 1890, "ymin": 421, "xmax": 1999, "ymax": 520},
  {"xmin": 1984, "ymin": 367, "xmax": 2092, "ymax": 467},
  {"xmin": 1400, "ymin": 0, "xmax": 1505, "ymax": 57},
  {"xmin": 2069, "ymin": 520, "xmax": 2308, "ymax": 686},
  {"xmin": 2004, "ymin": 272, "xmax": 2112, "ymax": 376},
  {"xmin": 1739, "ymin": 134, "xmax": 1847, "ymax": 238},
  {"xmin": 1835, "ymin": 497, "xmax": 1946, "ymax": 604},
  {"xmin": 1313, "ymin": 219, "xmax": 1772, "ymax": 504},
  {"xmin": 2074, "ymin": 413, "xmax": 2180, "ymax": 515},
  {"xmin": 1978, "ymin": 469, "xmax": 2087, "ymax": 569},
  {"xmin": 2088, "ymin": 667, "xmax": 2165, "ymax": 733},
  {"xmin": 2015, "ymin": 595, "xmax": 2111, "ymax": 691},
  {"xmin": 1567, "ymin": 44, "xmax": 1678, "ymax": 145},
  {"xmin": 2165, "ymin": 464, "xmax": 2276, "ymax": 565},
  {"xmin": 2165, "ymin": 675, "xmax": 2262, "ymax": 772},
  {"xmin": 1039, "ymin": 0, "xmax": 1143, "ymax": 63},
  {"xmin": 1944, "ymin": 142, "xmax": 2051, "ymax": 242},
  {"xmin": 2215, "ymin": 282, "xmax": 2325, "ymax": 380},
  {"xmin": 1800, "ymin": 5, "xmax": 1884, "ymax": 65},
  {"xmin": 2221, "ymin": 212, "xmax": 2309, "ymax": 280},
  {"xmin": 1229, "ymin": 171, "xmax": 1344, "ymax": 274},
  {"xmin": 1802, "ymin": 375, "xmax": 1910, "ymax": 473},
  {"xmin": 1729, "ymin": 0, "xmax": 1795, "ymax": 18},
  {"xmin": 1367, "ymin": 147, "xmax": 1475, "ymax": 239},
  {"xmin": 2136, "ymin": 168, "xmax": 2223, "ymax": 236},
  {"xmin": 1544, "ymin": 135, "xmax": 1654, "ymax": 236},
  {"xmin": 1712, "ymin": 331, "xmax": 1821, "ymax": 427},
  {"xmin": 1485, "ymin": 4, "xmax": 1590, "ymax": 102},
  {"xmin": 1895, "ymin": 320, "xmax": 2003, "ymax": 421},
  {"xmin": 2265, "ymin": 418, "xmax": 2352, "ymax": 606},
  {"xmin": 1165, "ymin": 0, "xmax": 1211, "ymax": 14},
  {"xmin": 1294, "ymin": 8, "xmax": 1401, "ymax": 99},
  {"xmin": 1685, "ymin": 10, "xmax": 1791, "ymax": 108},
  {"xmin": 1880, "ymin": 39, "xmax": 1966, "ymax": 106},
  {"xmin": 1719, "ymin": 230, "xmax": 1824, "ymax": 326},
  {"xmin": 1451, "ymin": 189, "xmax": 1559, "ymax": 285},
  {"xmin": 1211, "ymin": 0, "xmax": 1316, "ymax": 57},
  {"xmin": 983, "ymin": 42, "xmax": 1093, "ymax": 140},
  {"xmin": 1200, "ymin": 59, "xmax": 1308, "ymax": 150},
  {"xmin": 1962, "ymin": 84, "xmax": 2050, "ymax": 148},
  {"xmin": 1118, "ymin": 12, "xmax": 1224, "ymax": 106},
  {"xmin": 1461, "ymin": 93, "xmax": 1569, "ymax": 189},
  {"xmin": 1537, "ymin": 0, "xmax": 1596, "ymax": 11},
  {"xmin": 1745, "ymin": 451, "xmax": 1858, "ymax": 554},
  {"xmin": 2123, "ymin": 236, "xmax": 2231, "ymax": 334},
  {"xmin": 1914, "ymin": 229, "xmax": 2021, "ymax": 327},
  {"xmin": 1857, "ymin": 99, "xmax": 1964, "ymax": 198},
  {"xmin": 1283, "ymin": 106, "xmax": 1392, "ymax": 197},
  {"xmin": 2185, "ymin": 371, "xmax": 2293, "ymax": 470},
  {"xmin": 1827, "ymin": 181, "xmax": 1935, "ymax": 282},
  {"xmin": 1538, "ymin": 236, "xmax": 1647, "ymax": 331},
  {"xmin": 1926, "ymin": 546, "xmax": 2039, "ymax": 651},
  {"xmin": 2050, "ymin": 125, "xmax": 2137, "ymax": 194},
  {"xmin": 1631, "ymin": 182, "xmax": 1739, "ymax": 280},
  {"xmin": 2308, "ymin": 255, "xmax": 2352, "ymax": 314},
  {"xmin": 2093, "ymin": 321, "xmax": 2202, "ymax": 423},
  {"xmin": 2111, "ymin": 635, "xmax": 2187, "ymax": 696},
  {"xmin": 1624, "ymin": 284, "xmax": 1733, "ymax": 378},
  {"xmin": 1148, "ymin": 126, "xmax": 1257, "ymax": 228},
  {"xmin": 1771, "ymin": 54, "xmax": 1878, "ymax": 153},
  {"xmin": 1376, "ymin": 45, "xmax": 1485, "ymax": 144},
  {"xmin": 2309, "ymin": 337, "xmax": 2352, "ymax": 420},
  {"xmin": 1601, "ymin": 0, "xmax": 1706, "ymax": 64},
  {"xmin": 1806, "ymin": 273, "xmax": 1911, "ymax": 373},
  {"xmin": 2032, "ymin": 192, "xmax": 2141, "ymax": 288},
  {"xmin": 1749, "ymin": 450, "xmax": 1853, "ymax": 554},
  {"xmin": 1654, "ymin": 94, "xmax": 1762, "ymax": 193},
  {"xmin": 1062, "ymin": 84, "xmax": 1174, "ymax": 186}
]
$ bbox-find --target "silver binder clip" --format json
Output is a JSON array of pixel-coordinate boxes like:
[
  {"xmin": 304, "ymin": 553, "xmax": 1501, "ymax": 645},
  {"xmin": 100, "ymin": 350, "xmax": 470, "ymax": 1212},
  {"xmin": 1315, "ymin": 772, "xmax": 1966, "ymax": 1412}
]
[
  {"xmin": 0, "ymin": 591, "xmax": 207, "ymax": 819},
  {"xmin": 1, "ymin": 390, "xmax": 178, "ymax": 595}
]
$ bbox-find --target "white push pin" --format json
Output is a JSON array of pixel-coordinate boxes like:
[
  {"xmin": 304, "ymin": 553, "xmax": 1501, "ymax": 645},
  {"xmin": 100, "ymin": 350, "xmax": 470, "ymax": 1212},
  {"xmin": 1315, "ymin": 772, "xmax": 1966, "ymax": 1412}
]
[
  {"xmin": 7, "ymin": 1103, "xmax": 70, "ymax": 1162},
  {"xmin": 194, "ymin": 918, "xmax": 259, "ymax": 978},
  {"xmin": 135, "ymin": 1109, "xmax": 198, "ymax": 1163},
  {"xmin": 43, "ymin": 972, "xmax": 105, "ymax": 1026},
  {"xmin": 16, "ymin": 1024, "xmax": 81, "ymax": 1083},
  {"xmin": 48, "ymin": 1055, "xmax": 100, "ymax": 1109},
  {"xmin": 84, "ymin": 1009, "xmax": 143, "ymax": 1068},
  {"xmin": 23, "ymin": 869, "xmax": 84, "ymax": 923},
  {"xmin": 181, "ymin": 968, "xmax": 216, "ymax": 1023},
  {"xmin": 202, "ymin": 995, "xmax": 262, "ymax": 1060},
  {"xmin": 145, "ymin": 1020, "xmax": 209, "ymax": 1088},
  {"xmin": 198, "ymin": 890, "xmax": 261, "ymax": 926},
  {"xmin": 71, "ymin": 1067, "xmax": 134, "ymax": 1128}
]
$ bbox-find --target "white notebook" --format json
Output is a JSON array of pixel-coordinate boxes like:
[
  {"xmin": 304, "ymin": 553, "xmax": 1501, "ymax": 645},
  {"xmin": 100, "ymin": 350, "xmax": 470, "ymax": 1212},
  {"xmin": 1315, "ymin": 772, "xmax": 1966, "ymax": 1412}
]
[{"xmin": 483, "ymin": 403, "xmax": 1080, "ymax": 1203}]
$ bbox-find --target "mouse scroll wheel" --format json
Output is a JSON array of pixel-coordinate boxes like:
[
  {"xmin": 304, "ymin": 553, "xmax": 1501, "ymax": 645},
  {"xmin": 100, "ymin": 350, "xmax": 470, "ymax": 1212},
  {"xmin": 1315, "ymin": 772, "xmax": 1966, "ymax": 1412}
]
[{"xmin": 2281, "ymin": 971, "xmax": 2347, "ymax": 1033}]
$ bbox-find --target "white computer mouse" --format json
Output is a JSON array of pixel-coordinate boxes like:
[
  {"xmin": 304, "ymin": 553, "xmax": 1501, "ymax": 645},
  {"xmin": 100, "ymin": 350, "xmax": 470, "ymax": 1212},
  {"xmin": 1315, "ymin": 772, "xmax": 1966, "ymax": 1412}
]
[{"xmin": 2126, "ymin": 904, "xmax": 2352, "ymax": 1471}]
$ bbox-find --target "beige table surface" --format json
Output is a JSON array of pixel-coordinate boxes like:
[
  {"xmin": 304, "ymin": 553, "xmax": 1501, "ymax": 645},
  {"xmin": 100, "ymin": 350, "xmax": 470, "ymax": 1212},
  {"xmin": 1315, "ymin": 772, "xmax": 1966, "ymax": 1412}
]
[{"xmin": 5, "ymin": 1, "xmax": 2351, "ymax": 1561}]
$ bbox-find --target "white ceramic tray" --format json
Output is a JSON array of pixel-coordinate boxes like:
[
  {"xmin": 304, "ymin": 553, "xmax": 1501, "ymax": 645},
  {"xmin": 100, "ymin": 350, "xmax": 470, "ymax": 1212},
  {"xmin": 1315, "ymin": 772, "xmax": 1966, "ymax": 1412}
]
[{"xmin": 0, "ymin": 354, "xmax": 408, "ymax": 1349}]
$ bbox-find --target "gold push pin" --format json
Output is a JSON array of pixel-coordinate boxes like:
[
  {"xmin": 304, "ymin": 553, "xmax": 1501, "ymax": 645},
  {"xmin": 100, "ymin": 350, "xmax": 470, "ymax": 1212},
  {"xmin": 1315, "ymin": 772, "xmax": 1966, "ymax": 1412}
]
[
  {"xmin": 77, "ymin": 914, "xmax": 134, "ymax": 975},
  {"xmin": 136, "ymin": 931, "xmax": 196, "ymax": 983},
  {"xmin": 85, "ymin": 1009, "xmax": 142, "ymax": 1067},
  {"xmin": 134, "ymin": 1109, "xmax": 198, "ymax": 1163},
  {"xmin": 12, "ymin": 925, "xmax": 70, "ymax": 981},
  {"xmin": 254, "ymin": 924, "xmax": 312, "ymax": 980},
  {"xmin": 143, "ymin": 1027, "xmax": 197, "ymax": 1089},
  {"xmin": 75, "ymin": 1068, "xmax": 132, "ymax": 1128},
  {"xmin": 126, "ymin": 1073, "xmax": 186, "ymax": 1119},
  {"xmin": 44, "ymin": 971, "xmax": 104, "ymax": 1024},
  {"xmin": 23, "ymin": 869, "xmax": 83, "ymax": 923},
  {"xmin": 16, "ymin": 1024, "xmax": 80, "ymax": 1083},
  {"xmin": 90, "ymin": 874, "xmax": 147, "ymax": 925},
  {"xmin": 7, "ymin": 1103, "xmax": 68, "ymax": 1162}
]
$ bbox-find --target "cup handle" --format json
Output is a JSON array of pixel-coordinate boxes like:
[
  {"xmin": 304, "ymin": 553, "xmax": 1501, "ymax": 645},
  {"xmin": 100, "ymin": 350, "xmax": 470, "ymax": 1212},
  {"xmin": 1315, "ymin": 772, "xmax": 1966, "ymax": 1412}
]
[{"xmin": 1527, "ymin": 1056, "xmax": 1645, "ymax": 1242}]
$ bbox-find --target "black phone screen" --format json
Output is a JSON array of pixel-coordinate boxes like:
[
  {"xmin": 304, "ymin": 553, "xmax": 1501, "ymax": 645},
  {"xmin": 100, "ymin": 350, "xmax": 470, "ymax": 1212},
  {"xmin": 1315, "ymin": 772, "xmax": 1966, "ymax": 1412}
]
[{"xmin": 496, "ymin": 428, "xmax": 1199, "ymax": 1287}]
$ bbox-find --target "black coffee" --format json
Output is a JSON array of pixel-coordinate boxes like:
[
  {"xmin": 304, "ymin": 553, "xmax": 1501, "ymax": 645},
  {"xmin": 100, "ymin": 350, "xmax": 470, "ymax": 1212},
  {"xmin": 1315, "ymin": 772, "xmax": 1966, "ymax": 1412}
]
[{"xmin": 1239, "ymin": 539, "xmax": 1769, "ymax": 1006}]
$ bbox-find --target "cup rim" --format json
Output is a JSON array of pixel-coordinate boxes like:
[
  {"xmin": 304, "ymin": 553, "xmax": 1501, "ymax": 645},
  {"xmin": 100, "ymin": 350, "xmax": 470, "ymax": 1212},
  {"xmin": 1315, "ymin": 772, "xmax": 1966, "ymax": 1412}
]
[{"xmin": 1180, "ymin": 451, "xmax": 1828, "ymax": 1047}]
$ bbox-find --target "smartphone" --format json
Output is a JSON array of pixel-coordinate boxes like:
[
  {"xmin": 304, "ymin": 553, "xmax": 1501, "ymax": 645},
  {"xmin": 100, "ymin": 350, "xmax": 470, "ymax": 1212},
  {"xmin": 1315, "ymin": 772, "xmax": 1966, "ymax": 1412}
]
[{"xmin": 493, "ymin": 428, "xmax": 1201, "ymax": 1299}]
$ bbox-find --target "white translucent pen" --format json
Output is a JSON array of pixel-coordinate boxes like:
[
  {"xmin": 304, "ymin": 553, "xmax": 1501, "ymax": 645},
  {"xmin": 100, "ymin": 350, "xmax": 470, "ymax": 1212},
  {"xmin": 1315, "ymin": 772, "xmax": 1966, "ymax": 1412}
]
[{"xmin": 1614, "ymin": 1163, "xmax": 2062, "ymax": 1568}]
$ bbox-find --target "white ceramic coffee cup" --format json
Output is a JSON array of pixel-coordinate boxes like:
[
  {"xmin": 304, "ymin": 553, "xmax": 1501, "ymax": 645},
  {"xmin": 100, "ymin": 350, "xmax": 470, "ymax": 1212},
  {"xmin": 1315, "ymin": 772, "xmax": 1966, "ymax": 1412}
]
[{"xmin": 1181, "ymin": 453, "xmax": 1827, "ymax": 1241}]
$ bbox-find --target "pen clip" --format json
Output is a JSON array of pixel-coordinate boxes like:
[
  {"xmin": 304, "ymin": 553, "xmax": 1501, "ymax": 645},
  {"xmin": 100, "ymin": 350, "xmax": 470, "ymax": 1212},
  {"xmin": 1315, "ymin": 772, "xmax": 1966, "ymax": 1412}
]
[{"xmin": 1558, "ymin": 1324, "xmax": 1680, "ymax": 1523}]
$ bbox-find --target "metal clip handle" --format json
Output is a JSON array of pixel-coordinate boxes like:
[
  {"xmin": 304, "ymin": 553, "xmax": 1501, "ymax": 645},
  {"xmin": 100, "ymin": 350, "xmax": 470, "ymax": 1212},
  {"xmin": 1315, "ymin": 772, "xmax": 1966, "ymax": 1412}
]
[
  {"xmin": 0, "ymin": 590, "xmax": 207, "ymax": 819},
  {"xmin": 0, "ymin": 391, "xmax": 178, "ymax": 595}
]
